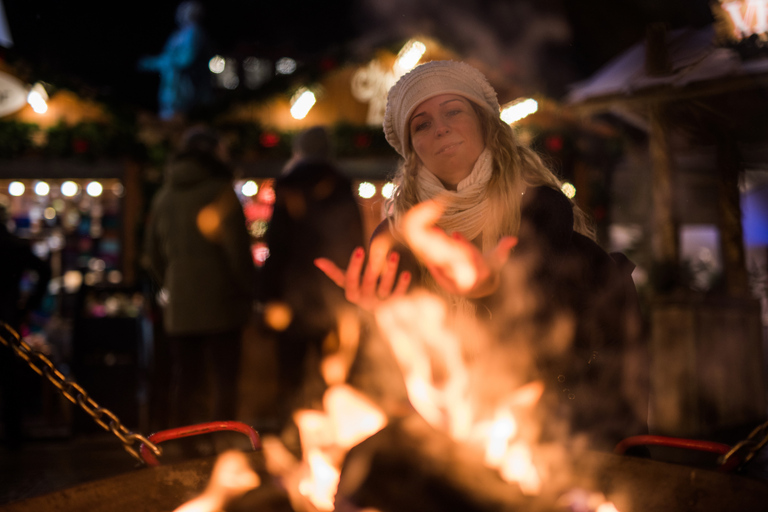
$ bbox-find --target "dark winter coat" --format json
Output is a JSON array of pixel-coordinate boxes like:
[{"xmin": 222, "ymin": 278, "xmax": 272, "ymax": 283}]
[
  {"xmin": 372, "ymin": 185, "xmax": 648, "ymax": 449},
  {"xmin": 261, "ymin": 159, "xmax": 365, "ymax": 334},
  {"xmin": 143, "ymin": 152, "xmax": 255, "ymax": 335}
]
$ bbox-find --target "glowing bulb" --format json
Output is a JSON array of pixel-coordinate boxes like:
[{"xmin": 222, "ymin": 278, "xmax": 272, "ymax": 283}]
[
  {"xmin": 27, "ymin": 83, "xmax": 48, "ymax": 114},
  {"xmin": 86, "ymin": 181, "xmax": 103, "ymax": 197},
  {"xmin": 358, "ymin": 182, "xmax": 376, "ymax": 199},
  {"xmin": 290, "ymin": 88, "xmax": 316, "ymax": 120},
  {"xmin": 241, "ymin": 180, "xmax": 258, "ymax": 197},
  {"xmin": 8, "ymin": 181, "xmax": 25, "ymax": 196},
  {"xmin": 395, "ymin": 39, "xmax": 426, "ymax": 75},
  {"xmin": 500, "ymin": 98, "xmax": 538, "ymax": 124},
  {"xmin": 561, "ymin": 182, "xmax": 576, "ymax": 199},
  {"xmin": 34, "ymin": 181, "xmax": 50, "ymax": 196},
  {"xmin": 61, "ymin": 181, "xmax": 79, "ymax": 197},
  {"xmin": 209, "ymin": 55, "xmax": 226, "ymax": 74},
  {"xmin": 381, "ymin": 182, "xmax": 395, "ymax": 199}
]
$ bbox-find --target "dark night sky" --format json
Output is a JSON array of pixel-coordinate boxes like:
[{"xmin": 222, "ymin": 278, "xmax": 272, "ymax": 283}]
[{"xmin": 1, "ymin": 0, "xmax": 715, "ymax": 112}]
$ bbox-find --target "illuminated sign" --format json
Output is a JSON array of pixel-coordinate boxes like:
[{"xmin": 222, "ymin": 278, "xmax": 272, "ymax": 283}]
[
  {"xmin": 0, "ymin": 71, "xmax": 28, "ymax": 117},
  {"xmin": 715, "ymin": 0, "xmax": 768, "ymax": 40},
  {"xmin": 351, "ymin": 39, "xmax": 427, "ymax": 126}
]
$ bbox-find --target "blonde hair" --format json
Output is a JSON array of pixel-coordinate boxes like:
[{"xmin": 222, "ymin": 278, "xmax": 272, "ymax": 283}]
[{"xmin": 386, "ymin": 101, "xmax": 596, "ymax": 244}]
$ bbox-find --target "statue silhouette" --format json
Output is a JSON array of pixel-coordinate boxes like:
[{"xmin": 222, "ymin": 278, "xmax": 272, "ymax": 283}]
[{"xmin": 138, "ymin": 1, "xmax": 214, "ymax": 119}]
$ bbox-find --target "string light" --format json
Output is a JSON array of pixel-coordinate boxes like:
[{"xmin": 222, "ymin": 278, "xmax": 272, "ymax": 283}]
[
  {"xmin": 86, "ymin": 181, "xmax": 103, "ymax": 197},
  {"xmin": 27, "ymin": 82, "xmax": 48, "ymax": 114},
  {"xmin": 358, "ymin": 182, "xmax": 376, "ymax": 199},
  {"xmin": 394, "ymin": 39, "xmax": 426, "ymax": 75},
  {"xmin": 561, "ymin": 182, "xmax": 576, "ymax": 199},
  {"xmin": 500, "ymin": 98, "xmax": 538, "ymax": 124},
  {"xmin": 61, "ymin": 181, "xmax": 79, "ymax": 197},
  {"xmin": 381, "ymin": 182, "xmax": 395, "ymax": 199},
  {"xmin": 290, "ymin": 88, "xmax": 316, "ymax": 120},
  {"xmin": 34, "ymin": 181, "xmax": 50, "ymax": 196}
]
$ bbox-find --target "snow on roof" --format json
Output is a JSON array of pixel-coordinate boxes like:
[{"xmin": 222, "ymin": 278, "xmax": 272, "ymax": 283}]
[{"xmin": 566, "ymin": 25, "xmax": 768, "ymax": 105}]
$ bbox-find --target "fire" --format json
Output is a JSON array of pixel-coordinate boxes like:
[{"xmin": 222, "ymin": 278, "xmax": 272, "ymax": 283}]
[
  {"xmin": 298, "ymin": 449, "xmax": 340, "ymax": 511},
  {"xmin": 374, "ymin": 291, "xmax": 547, "ymax": 495},
  {"xmin": 172, "ymin": 450, "xmax": 261, "ymax": 512}
]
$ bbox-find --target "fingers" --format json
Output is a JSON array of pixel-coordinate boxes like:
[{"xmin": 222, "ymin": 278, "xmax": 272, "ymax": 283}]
[
  {"xmin": 376, "ymin": 251, "xmax": 400, "ymax": 298},
  {"xmin": 314, "ymin": 258, "xmax": 345, "ymax": 288},
  {"xmin": 392, "ymin": 270, "xmax": 412, "ymax": 296},
  {"xmin": 401, "ymin": 200, "xmax": 444, "ymax": 253},
  {"xmin": 489, "ymin": 236, "xmax": 518, "ymax": 270},
  {"xmin": 361, "ymin": 235, "xmax": 391, "ymax": 297},
  {"xmin": 344, "ymin": 247, "xmax": 366, "ymax": 302}
]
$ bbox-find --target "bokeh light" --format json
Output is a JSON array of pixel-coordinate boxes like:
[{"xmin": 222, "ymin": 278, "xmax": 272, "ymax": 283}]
[
  {"xmin": 241, "ymin": 180, "xmax": 258, "ymax": 197},
  {"xmin": 561, "ymin": 182, "xmax": 576, "ymax": 199},
  {"xmin": 501, "ymin": 98, "xmax": 538, "ymax": 124},
  {"xmin": 381, "ymin": 182, "xmax": 395, "ymax": 199},
  {"xmin": 61, "ymin": 181, "xmax": 79, "ymax": 197},
  {"xmin": 358, "ymin": 182, "xmax": 376, "ymax": 199},
  {"xmin": 9, "ymin": 181, "xmax": 25, "ymax": 196},
  {"xmin": 276, "ymin": 57, "xmax": 297, "ymax": 75},
  {"xmin": 209, "ymin": 55, "xmax": 226, "ymax": 73},
  {"xmin": 34, "ymin": 181, "xmax": 50, "ymax": 196},
  {"xmin": 290, "ymin": 88, "xmax": 316, "ymax": 120},
  {"xmin": 86, "ymin": 181, "xmax": 103, "ymax": 197}
]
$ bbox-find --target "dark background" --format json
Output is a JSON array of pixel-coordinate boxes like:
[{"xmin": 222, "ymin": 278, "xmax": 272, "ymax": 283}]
[{"xmin": 1, "ymin": 0, "xmax": 715, "ymax": 112}]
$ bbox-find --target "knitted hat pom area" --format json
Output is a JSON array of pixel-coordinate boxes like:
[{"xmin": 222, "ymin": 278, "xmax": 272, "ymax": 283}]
[{"xmin": 382, "ymin": 60, "xmax": 500, "ymax": 157}]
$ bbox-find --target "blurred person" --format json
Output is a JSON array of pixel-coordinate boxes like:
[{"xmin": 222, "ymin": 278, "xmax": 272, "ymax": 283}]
[
  {"xmin": 260, "ymin": 126, "xmax": 365, "ymax": 431},
  {"xmin": 138, "ymin": 1, "xmax": 213, "ymax": 120},
  {"xmin": 316, "ymin": 61, "xmax": 647, "ymax": 451},
  {"xmin": 0, "ymin": 204, "xmax": 51, "ymax": 449},
  {"xmin": 143, "ymin": 125, "xmax": 256, "ymax": 443}
]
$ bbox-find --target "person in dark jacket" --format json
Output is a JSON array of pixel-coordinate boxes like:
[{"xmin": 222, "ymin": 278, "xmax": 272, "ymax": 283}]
[
  {"xmin": 0, "ymin": 204, "xmax": 51, "ymax": 448},
  {"xmin": 143, "ymin": 126, "xmax": 255, "ymax": 432},
  {"xmin": 260, "ymin": 126, "xmax": 365, "ymax": 428},
  {"xmin": 315, "ymin": 61, "xmax": 648, "ymax": 451}
]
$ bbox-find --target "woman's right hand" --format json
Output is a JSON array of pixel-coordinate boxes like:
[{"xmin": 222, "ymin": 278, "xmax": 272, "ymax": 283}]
[{"xmin": 314, "ymin": 234, "xmax": 412, "ymax": 313}]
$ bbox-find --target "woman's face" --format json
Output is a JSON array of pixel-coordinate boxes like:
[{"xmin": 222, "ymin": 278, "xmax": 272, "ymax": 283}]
[{"xmin": 409, "ymin": 94, "xmax": 485, "ymax": 190}]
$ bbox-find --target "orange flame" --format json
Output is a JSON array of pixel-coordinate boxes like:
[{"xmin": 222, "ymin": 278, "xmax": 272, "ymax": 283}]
[
  {"xmin": 375, "ymin": 291, "xmax": 548, "ymax": 495},
  {"xmin": 172, "ymin": 450, "xmax": 261, "ymax": 512}
]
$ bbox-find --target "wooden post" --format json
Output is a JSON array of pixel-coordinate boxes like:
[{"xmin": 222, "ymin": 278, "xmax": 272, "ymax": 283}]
[
  {"xmin": 716, "ymin": 134, "xmax": 749, "ymax": 296},
  {"xmin": 648, "ymin": 103, "xmax": 678, "ymax": 268}
]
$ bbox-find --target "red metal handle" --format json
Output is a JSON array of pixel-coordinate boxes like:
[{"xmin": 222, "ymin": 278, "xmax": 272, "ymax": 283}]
[
  {"xmin": 140, "ymin": 421, "xmax": 262, "ymax": 466},
  {"xmin": 613, "ymin": 435, "xmax": 738, "ymax": 471}
]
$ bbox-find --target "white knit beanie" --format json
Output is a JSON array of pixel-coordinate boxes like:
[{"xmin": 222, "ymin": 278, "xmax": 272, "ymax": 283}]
[{"xmin": 383, "ymin": 60, "xmax": 500, "ymax": 157}]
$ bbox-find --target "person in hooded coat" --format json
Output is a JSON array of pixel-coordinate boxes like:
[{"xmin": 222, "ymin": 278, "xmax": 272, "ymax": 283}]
[{"xmin": 143, "ymin": 126, "xmax": 255, "ymax": 432}]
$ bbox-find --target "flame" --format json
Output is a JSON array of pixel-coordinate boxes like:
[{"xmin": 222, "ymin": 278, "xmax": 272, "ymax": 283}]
[
  {"xmin": 324, "ymin": 385, "xmax": 387, "ymax": 450},
  {"xmin": 374, "ymin": 291, "xmax": 547, "ymax": 495},
  {"xmin": 173, "ymin": 450, "xmax": 261, "ymax": 512},
  {"xmin": 298, "ymin": 449, "xmax": 340, "ymax": 511},
  {"xmin": 400, "ymin": 200, "xmax": 478, "ymax": 292}
]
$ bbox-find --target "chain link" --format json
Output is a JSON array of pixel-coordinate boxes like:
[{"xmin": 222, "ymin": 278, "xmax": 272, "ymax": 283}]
[
  {"xmin": 0, "ymin": 322, "xmax": 162, "ymax": 464},
  {"xmin": 720, "ymin": 420, "xmax": 768, "ymax": 470}
]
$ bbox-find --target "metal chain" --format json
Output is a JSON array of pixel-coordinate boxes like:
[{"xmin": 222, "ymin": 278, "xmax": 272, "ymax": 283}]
[
  {"xmin": 0, "ymin": 321, "xmax": 162, "ymax": 464},
  {"xmin": 720, "ymin": 419, "xmax": 768, "ymax": 470}
]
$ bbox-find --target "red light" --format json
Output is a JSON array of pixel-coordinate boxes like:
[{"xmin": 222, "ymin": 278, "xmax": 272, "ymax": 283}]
[
  {"xmin": 354, "ymin": 133, "xmax": 372, "ymax": 148},
  {"xmin": 72, "ymin": 138, "xmax": 89, "ymax": 154},
  {"xmin": 260, "ymin": 132, "xmax": 280, "ymax": 148},
  {"xmin": 544, "ymin": 135, "xmax": 563, "ymax": 152}
]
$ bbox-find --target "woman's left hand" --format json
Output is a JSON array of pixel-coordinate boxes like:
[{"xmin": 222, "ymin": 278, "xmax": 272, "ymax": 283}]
[{"xmin": 401, "ymin": 200, "xmax": 517, "ymax": 298}]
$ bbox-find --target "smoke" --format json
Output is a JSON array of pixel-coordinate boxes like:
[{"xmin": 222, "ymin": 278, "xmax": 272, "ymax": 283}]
[{"xmin": 351, "ymin": 0, "xmax": 575, "ymax": 94}]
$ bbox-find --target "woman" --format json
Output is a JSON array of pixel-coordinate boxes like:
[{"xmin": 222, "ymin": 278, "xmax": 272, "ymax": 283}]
[{"xmin": 316, "ymin": 60, "xmax": 647, "ymax": 449}]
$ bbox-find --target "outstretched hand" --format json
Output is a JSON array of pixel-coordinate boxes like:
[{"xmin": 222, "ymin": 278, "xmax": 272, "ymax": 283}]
[
  {"xmin": 401, "ymin": 200, "xmax": 517, "ymax": 298},
  {"xmin": 315, "ymin": 233, "xmax": 412, "ymax": 313}
]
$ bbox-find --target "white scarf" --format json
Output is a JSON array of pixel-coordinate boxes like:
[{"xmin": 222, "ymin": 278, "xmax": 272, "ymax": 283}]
[{"xmin": 415, "ymin": 148, "xmax": 494, "ymax": 251}]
